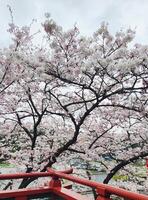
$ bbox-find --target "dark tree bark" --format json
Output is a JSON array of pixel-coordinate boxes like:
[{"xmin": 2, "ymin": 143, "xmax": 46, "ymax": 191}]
[{"xmin": 103, "ymin": 152, "xmax": 148, "ymax": 184}]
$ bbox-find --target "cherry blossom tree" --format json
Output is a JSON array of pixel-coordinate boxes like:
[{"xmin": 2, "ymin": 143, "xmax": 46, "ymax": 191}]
[{"xmin": 0, "ymin": 13, "xmax": 148, "ymax": 194}]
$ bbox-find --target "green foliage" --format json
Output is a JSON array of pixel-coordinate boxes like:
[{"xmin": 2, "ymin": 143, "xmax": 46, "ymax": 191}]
[
  {"xmin": 113, "ymin": 174, "xmax": 129, "ymax": 181},
  {"xmin": 0, "ymin": 162, "xmax": 15, "ymax": 168}
]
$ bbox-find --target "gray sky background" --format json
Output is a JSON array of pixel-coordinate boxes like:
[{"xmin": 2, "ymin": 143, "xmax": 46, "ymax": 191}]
[{"xmin": 1, "ymin": 0, "xmax": 148, "ymax": 47}]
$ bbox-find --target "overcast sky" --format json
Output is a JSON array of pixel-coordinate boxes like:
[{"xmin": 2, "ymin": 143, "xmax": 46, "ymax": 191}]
[{"xmin": 1, "ymin": 0, "xmax": 148, "ymax": 47}]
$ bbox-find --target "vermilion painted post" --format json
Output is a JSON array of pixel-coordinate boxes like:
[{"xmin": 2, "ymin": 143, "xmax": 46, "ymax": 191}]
[
  {"xmin": 48, "ymin": 168, "xmax": 66, "ymax": 189},
  {"xmin": 49, "ymin": 176, "xmax": 62, "ymax": 188},
  {"xmin": 96, "ymin": 188, "xmax": 112, "ymax": 200},
  {"xmin": 146, "ymin": 159, "xmax": 148, "ymax": 169}
]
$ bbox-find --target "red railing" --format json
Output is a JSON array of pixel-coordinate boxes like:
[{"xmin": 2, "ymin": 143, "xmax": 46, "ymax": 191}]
[{"xmin": 0, "ymin": 168, "xmax": 148, "ymax": 200}]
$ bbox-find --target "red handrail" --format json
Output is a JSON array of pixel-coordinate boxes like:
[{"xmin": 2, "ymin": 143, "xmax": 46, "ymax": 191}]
[
  {"xmin": 0, "ymin": 168, "xmax": 147, "ymax": 200},
  {"xmin": 47, "ymin": 168, "xmax": 148, "ymax": 200},
  {"xmin": 0, "ymin": 168, "xmax": 73, "ymax": 180}
]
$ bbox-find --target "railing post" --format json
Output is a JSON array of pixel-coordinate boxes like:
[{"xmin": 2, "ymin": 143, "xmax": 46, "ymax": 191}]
[
  {"xmin": 96, "ymin": 188, "xmax": 112, "ymax": 200},
  {"xmin": 49, "ymin": 176, "xmax": 62, "ymax": 188}
]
